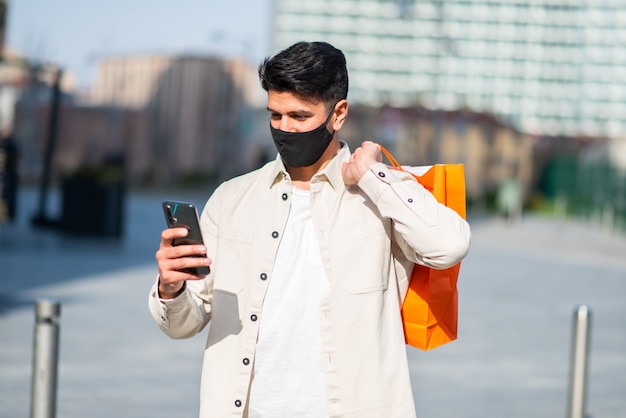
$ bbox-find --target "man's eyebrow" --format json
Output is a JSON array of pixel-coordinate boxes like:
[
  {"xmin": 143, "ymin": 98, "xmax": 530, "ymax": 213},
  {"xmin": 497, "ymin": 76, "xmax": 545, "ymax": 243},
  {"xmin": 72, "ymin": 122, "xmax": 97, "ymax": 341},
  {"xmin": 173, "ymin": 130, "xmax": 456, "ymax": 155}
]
[{"xmin": 266, "ymin": 107, "xmax": 314, "ymax": 116}]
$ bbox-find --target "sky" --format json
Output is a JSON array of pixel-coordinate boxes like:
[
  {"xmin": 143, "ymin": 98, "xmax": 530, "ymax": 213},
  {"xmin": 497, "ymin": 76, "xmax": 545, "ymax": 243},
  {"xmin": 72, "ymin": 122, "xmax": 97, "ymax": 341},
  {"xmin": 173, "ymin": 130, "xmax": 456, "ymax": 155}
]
[{"xmin": 5, "ymin": 0, "xmax": 273, "ymax": 87}]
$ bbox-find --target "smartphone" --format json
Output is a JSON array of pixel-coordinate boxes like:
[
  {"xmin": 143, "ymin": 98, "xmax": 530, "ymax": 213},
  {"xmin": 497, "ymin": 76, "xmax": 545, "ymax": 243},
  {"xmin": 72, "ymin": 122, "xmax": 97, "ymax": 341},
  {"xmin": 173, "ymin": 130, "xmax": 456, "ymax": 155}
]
[{"xmin": 162, "ymin": 200, "xmax": 210, "ymax": 276}]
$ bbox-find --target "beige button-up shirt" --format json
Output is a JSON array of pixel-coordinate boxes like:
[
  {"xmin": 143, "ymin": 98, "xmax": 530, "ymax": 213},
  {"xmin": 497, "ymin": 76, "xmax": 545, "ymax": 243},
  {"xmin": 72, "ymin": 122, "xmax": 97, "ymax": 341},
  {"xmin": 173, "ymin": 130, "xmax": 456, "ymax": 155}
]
[{"xmin": 149, "ymin": 144, "xmax": 471, "ymax": 417}]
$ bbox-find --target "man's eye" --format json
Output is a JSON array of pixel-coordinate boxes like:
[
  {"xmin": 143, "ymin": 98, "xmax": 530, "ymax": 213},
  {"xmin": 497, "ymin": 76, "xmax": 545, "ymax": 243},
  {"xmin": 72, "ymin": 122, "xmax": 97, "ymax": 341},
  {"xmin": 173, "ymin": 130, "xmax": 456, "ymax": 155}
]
[{"xmin": 270, "ymin": 113, "xmax": 281, "ymax": 120}]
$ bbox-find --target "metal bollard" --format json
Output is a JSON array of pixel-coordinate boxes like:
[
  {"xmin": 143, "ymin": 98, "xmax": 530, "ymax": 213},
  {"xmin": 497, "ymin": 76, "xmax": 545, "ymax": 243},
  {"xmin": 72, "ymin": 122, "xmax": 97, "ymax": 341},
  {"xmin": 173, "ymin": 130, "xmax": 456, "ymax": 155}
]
[
  {"xmin": 30, "ymin": 300, "xmax": 61, "ymax": 418},
  {"xmin": 567, "ymin": 304, "xmax": 592, "ymax": 418}
]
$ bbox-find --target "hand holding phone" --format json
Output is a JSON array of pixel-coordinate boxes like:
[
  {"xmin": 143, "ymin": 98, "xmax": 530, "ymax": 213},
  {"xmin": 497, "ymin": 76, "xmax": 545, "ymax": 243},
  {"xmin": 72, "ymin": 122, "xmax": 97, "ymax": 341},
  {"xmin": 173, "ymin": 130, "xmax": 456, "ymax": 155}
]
[{"xmin": 162, "ymin": 200, "xmax": 210, "ymax": 276}]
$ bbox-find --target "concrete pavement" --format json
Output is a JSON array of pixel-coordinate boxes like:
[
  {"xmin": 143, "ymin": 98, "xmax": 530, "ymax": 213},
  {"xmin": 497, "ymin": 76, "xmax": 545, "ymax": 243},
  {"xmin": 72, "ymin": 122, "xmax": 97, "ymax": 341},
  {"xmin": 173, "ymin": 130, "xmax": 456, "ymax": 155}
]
[
  {"xmin": 409, "ymin": 216, "xmax": 626, "ymax": 418},
  {"xmin": 1, "ymin": 187, "xmax": 625, "ymax": 418}
]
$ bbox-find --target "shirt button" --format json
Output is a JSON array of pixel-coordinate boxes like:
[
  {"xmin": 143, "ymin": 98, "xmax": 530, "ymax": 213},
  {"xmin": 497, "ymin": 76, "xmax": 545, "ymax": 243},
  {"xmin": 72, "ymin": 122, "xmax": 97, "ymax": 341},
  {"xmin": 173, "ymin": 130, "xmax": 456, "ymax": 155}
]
[
  {"xmin": 282, "ymin": 193, "xmax": 288, "ymax": 201},
  {"xmin": 260, "ymin": 272, "xmax": 268, "ymax": 280},
  {"xmin": 378, "ymin": 172, "xmax": 386, "ymax": 178},
  {"xmin": 243, "ymin": 358, "xmax": 250, "ymax": 366},
  {"xmin": 408, "ymin": 198, "xmax": 413, "ymax": 203},
  {"xmin": 235, "ymin": 399, "xmax": 242, "ymax": 408},
  {"xmin": 272, "ymin": 231, "xmax": 279, "ymax": 238},
  {"xmin": 250, "ymin": 314, "xmax": 258, "ymax": 321}
]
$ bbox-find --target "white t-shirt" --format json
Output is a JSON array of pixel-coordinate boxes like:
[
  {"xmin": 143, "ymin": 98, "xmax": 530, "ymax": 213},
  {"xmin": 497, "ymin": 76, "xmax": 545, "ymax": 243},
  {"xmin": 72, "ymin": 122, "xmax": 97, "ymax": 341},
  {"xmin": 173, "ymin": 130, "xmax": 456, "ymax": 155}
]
[{"xmin": 248, "ymin": 187, "xmax": 330, "ymax": 418}]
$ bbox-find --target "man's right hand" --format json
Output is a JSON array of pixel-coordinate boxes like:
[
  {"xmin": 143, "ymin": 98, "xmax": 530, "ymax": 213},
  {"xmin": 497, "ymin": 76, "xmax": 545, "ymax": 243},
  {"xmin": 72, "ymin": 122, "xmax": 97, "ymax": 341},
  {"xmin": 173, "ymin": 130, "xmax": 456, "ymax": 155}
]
[{"xmin": 155, "ymin": 227, "xmax": 212, "ymax": 299}]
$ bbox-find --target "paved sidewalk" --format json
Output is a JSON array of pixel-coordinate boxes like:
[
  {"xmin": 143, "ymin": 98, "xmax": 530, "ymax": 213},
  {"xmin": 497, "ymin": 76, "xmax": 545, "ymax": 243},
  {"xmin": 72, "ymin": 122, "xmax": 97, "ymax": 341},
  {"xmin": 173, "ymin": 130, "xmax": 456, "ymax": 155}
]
[
  {"xmin": 1, "ymin": 188, "xmax": 625, "ymax": 418},
  {"xmin": 410, "ymin": 216, "xmax": 626, "ymax": 418}
]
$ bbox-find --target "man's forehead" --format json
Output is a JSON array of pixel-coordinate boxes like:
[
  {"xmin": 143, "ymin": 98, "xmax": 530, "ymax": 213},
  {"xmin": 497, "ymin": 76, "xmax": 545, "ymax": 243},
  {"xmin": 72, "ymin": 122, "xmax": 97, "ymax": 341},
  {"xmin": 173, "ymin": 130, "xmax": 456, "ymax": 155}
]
[{"xmin": 267, "ymin": 90, "xmax": 324, "ymax": 110}]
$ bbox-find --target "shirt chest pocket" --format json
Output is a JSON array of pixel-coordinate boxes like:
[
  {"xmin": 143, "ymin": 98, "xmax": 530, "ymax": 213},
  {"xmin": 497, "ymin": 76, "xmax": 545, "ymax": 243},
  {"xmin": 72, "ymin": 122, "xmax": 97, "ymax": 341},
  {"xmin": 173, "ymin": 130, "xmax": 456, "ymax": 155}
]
[
  {"xmin": 334, "ymin": 227, "xmax": 391, "ymax": 294},
  {"xmin": 212, "ymin": 228, "xmax": 254, "ymax": 294}
]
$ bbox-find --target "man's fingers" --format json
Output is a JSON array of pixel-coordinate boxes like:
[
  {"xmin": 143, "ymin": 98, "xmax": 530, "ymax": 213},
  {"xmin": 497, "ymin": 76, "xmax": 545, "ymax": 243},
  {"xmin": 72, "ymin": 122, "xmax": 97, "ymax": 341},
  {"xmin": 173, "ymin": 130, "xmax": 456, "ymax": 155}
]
[
  {"xmin": 342, "ymin": 161, "xmax": 359, "ymax": 185},
  {"xmin": 159, "ymin": 243, "xmax": 207, "ymax": 257},
  {"xmin": 343, "ymin": 141, "xmax": 383, "ymax": 186},
  {"xmin": 361, "ymin": 141, "xmax": 382, "ymax": 161},
  {"xmin": 161, "ymin": 227, "xmax": 189, "ymax": 244},
  {"xmin": 158, "ymin": 256, "xmax": 212, "ymax": 283},
  {"xmin": 156, "ymin": 245, "xmax": 208, "ymax": 269}
]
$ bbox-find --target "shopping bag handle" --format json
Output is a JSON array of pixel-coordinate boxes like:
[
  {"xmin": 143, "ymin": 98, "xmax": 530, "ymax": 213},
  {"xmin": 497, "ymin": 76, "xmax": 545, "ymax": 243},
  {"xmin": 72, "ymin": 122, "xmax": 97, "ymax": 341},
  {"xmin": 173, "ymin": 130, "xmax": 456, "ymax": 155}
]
[{"xmin": 379, "ymin": 145, "xmax": 402, "ymax": 170}]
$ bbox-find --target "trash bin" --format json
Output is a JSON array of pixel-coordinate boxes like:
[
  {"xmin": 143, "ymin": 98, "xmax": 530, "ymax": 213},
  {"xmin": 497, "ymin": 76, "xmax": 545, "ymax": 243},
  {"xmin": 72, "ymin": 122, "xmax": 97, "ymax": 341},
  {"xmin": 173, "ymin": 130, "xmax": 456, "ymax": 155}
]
[{"xmin": 60, "ymin": 167, "xmax": 125, "ymax": 238}]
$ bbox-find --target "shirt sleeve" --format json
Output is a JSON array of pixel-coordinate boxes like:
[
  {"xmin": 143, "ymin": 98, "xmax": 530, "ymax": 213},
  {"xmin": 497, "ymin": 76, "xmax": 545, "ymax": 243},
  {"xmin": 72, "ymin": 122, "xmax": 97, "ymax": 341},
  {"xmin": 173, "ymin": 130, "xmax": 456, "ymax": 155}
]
[
  {"xmin": 357, "ymin": 162, "xmax": 471, "ymax": 269},
  {"xmin": 148, "ymin": 275, "xmax": 212, "ymax": 339},
  {"xmin": 147, "ymin": 187, "xmax": 224, "ymax": 340}
]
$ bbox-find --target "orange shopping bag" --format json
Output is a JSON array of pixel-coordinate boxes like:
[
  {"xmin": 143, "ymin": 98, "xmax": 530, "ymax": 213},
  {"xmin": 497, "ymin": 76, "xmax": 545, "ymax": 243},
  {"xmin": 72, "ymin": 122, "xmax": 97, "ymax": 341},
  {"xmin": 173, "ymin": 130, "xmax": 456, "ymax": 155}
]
[{"xmin": 381, "ymin": 146, "xmax": 467, "ymax": 351}]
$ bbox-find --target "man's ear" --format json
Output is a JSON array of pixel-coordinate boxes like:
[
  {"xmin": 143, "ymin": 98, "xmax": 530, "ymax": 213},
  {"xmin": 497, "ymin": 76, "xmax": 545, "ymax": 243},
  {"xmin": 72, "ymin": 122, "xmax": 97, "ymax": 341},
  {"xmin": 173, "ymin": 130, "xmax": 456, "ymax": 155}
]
[{"xmin": 331, "ymin": 99, "xmax": 349, "ymax": 131}]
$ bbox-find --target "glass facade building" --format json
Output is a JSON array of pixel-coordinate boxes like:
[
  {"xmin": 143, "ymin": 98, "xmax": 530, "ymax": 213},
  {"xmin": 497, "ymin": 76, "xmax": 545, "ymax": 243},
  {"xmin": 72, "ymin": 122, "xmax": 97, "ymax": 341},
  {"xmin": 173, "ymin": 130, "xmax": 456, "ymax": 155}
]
[{"xmin": 271, "ymin": 0, "xmax": 626, "ymax": 138}]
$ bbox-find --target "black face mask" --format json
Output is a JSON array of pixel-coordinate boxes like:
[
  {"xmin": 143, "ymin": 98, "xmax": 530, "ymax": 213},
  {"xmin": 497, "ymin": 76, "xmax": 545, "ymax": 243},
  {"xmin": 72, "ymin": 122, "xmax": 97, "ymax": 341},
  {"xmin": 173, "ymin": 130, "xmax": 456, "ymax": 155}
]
[{"xmin": 270, "ymin": 109, "xmax": 335, "ymax": 168}]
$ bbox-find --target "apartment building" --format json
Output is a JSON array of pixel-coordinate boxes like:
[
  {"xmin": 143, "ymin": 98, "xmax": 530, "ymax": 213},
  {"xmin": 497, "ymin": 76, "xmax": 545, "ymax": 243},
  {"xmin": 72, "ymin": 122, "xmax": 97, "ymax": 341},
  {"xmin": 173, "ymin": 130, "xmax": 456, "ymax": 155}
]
[{"xmin": 271, "ymin": 0, "xmax": 626, "ymax": 139}]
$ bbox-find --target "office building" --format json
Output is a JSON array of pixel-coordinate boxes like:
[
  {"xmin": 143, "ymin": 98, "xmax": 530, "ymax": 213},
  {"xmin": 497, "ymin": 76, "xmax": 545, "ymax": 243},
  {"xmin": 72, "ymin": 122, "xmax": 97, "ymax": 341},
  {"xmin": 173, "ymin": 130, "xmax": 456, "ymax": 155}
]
[{"xmin": 271, "ymin": 0, "xmax": 626, "ymax": 138}]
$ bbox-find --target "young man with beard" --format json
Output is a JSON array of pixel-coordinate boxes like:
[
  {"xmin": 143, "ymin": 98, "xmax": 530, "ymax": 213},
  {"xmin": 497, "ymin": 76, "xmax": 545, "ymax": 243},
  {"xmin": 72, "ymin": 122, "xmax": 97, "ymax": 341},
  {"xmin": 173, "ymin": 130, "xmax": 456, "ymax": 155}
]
[{"xmin": 149, "ymin": 41, "xmax": 471, "ymax": 418}]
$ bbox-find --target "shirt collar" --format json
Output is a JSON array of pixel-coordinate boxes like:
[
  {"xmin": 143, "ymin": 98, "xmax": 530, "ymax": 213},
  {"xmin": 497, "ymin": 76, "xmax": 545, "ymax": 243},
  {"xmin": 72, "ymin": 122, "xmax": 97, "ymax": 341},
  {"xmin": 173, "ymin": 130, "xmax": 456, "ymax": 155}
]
[
  {"xmin": 312, "ymin": 142, "xmax": 351, "ymax": 190},
  {"xmin": 268, "ymin": 153, "xmax": 288, "ymax": 188},
  {"xmin": 267, "ymin": 142, "xmax": 352, "ymax": 189}
]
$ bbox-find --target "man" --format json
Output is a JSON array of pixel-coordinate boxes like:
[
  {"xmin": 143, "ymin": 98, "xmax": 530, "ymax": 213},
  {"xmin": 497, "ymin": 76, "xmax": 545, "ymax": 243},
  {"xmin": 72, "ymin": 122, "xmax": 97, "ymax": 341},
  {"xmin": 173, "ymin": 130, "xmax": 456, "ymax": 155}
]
[{"xmin": 149, "ymin": 41, "xmax": 470, "ymax": 417}]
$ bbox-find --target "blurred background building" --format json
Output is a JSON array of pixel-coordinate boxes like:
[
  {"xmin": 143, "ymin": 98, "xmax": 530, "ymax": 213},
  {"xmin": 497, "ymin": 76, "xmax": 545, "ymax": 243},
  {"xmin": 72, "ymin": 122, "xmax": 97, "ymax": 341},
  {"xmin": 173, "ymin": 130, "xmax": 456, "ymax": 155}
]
[
  {"xmin": 10, "ymin": 54, "xmax": 267, "ymax": 185},
  {"xmin": 0, "ymin": 0, "xmax": 624, "ymax": 230},
  {"xmin": 272, "ymin": 0, "xmax": 625, "ymax": 139},
  {"xmin": 271, "ymin": 0, "xmax": 626, "ymax": 224}
]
